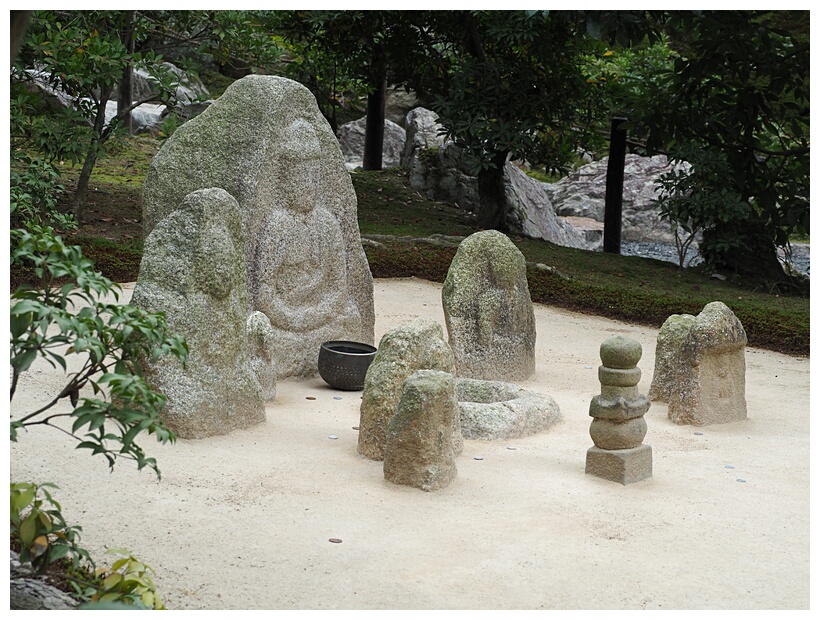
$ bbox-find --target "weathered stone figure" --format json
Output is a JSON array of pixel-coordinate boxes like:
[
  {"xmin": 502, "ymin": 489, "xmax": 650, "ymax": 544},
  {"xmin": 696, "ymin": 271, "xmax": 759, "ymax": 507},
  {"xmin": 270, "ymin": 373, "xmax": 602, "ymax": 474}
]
[
  {"xmin": 142, "ymin": 75, "xmax": 374, "ymax": 378},
  {"xmin": 651, "ymin": 301, "xmax": 747, "ymax": 426},
  {"xmin": 131, "ymin": 188, "xmax": 269, "ymax": 438},
  {"xmin": 586, "ymin": 335, "xmax": 652, "ymax": 485},
  {"xmin": 384, "ymin": 370, "xmax": 459, "ymax": 492},
  {"xmin": 252, "ymin": 119, "xmax": 364, "ymax": 377},
  {"xmin": 647, "ymin": 313, "xmax": 695, "ymax": 403},
  {"xmin": 358, "ymin": 318, "xmax": 458, "ymax": 461},
  {"xmin": 442, "ymin": 230, "xmax": 536, "ymax": 381}
]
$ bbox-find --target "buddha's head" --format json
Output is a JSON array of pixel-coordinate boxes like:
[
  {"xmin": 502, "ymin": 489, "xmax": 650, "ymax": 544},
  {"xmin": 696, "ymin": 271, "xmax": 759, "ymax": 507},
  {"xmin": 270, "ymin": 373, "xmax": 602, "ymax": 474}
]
[{"xmin": 276, "ymin": 118, "xmax": 322, "ymax": 213}]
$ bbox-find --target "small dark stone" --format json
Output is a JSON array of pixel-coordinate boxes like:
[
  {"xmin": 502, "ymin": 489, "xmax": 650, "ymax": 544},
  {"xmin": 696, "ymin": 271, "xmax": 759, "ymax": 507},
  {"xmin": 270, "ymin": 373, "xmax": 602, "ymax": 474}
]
[{"xmin": 329, "ymin": 538, "xmax": 343, "ymax": 543}]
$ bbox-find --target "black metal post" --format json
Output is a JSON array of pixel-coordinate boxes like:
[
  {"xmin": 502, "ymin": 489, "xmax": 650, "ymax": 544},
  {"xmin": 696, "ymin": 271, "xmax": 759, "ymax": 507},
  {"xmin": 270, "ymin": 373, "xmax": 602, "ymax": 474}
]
[{"xmin": 603, "ymin": 117, "xmax": 627, "ymax": 254}]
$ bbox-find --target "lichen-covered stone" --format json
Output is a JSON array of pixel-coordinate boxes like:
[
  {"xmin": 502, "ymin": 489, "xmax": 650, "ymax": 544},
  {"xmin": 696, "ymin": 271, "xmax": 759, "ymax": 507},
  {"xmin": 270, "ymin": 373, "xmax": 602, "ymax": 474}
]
[
  {"xmin": 442, "ymin": 230, "xmax": 535, "ymax": 381},
  {"xmin": 383, "ymin": 370, "xmax": 459, "ymax": 492},
  {"xmin": 358, "ymin": 318, "xmax": 457, "ymax": 460},
  {"xmin": 131, "ymin": 188, "xmax": 266, "ymax": 439},
  {"xmin": 142, "ymin": 75, "xmax": 374, "ymax": 378},
  {"xmin": 648, "ymin": 313, "xmax": 695, "ymax": 402},
  {"xmin": 600, "ymin": 335, "xmax": 643, "ymax": 369},
  {"xmin": 589, "ymin": 416, "xmax": 647, "ymax": 450},
  {"xmin": 586, "ymin": 335, "xmax": 652, "ymax": 484},
  {"xmin": 668, "ymin": 302, "xmax": 747, "ymax": 426},
  {"xmin": 246, "ymin": 311, "xmax": 277, "ymax": 401},
  {"xmin": 456, "ymin": 378, "xmax": 561, "ymax": 440}
]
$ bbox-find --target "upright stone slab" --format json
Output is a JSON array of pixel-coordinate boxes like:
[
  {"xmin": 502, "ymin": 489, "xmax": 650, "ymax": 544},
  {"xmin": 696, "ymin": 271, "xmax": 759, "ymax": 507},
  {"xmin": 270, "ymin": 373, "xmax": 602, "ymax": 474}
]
[
  {"xmin": 142, "ymin": 75, "xmax": 374, "ymax": 379},
  {"xmin": 667, "ymin": 302, "xmax": 747, "ymax": 426},
  {"xmin": 131, "ymin": 188, "xmax": 268, "ymax": 439},
  {"xmin": 586, "ymin": 336, "xmax": 652, "ymax": 485},
  {"xmin": 442, "ymin": 230, "xmax": 535, "ymax": 381},
  {"xmin": 648, "ymin": 313, "xmax": 695, "ymax": 402},
  {"xmin": 383, "ymin": 370, "xmax": 459, "ymax": 492},
  {"xmin": 358, "ymin": 318, "xmax": 458, "ymax": 461}
]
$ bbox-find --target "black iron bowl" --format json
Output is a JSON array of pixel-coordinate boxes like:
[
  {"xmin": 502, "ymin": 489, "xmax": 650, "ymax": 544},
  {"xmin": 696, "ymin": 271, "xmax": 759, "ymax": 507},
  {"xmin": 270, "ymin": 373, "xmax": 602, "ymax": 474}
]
[{"xmin": 318, "ymin": 340, "xmax": 378, "ymax": 391}]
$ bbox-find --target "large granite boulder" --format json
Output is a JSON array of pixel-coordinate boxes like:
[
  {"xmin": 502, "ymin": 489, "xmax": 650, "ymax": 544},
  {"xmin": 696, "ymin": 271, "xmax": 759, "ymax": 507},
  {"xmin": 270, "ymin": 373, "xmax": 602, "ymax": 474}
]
[
  {"xmin": 142, "ymin": 75, "xmax": 374, "ymax": 379},
  {"xmin": 545, "ymin": 154, "xmax": 691, "ymax": 244},
  {"xmin": 650, "ymin": 302, "xmax": 747, "ymax": 426},
  {"xmin": 383, "ymin": 370, "xmax": 459, "ymax": 492},
  {"xmin": 401, "ymin": 107, "xmax": 587, "ymax": 249},
  {"xmin": 456, "ymin": 378, "xmax": 561, "ymax": 440},
  {"xmin": 358, "ymin": 318, "xmax": 458, "ymax": 461},
  {"xmin": 337, "ymin": 116, "xmax": 406, "ymax": 170},
  {"xmin": 442, "ymin": 230, "xmax": 536, "ymax": 381},
  {"xmin": 131, "ymin": 188, "xmax": 269, "ymax": 439},
  {"xmin": 504, "ymin": 164, "xmax": 588, "ymax": 249},
  {"xmin": 384, "ymin": 86, "xmax": 420, "ymax": 125}
]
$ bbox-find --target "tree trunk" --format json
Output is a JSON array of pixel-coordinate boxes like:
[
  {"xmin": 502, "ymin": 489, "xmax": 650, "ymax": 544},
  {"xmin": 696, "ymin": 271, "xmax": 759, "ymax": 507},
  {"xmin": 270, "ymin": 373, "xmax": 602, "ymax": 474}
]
[
  {"xmin": 475, "ymin": 151, "xmax": 510, "ymax": 230},
  {"xmin": 10, "ymin": 11, "xmax": 32, "ymax": 64},
  {"xmin": 71, "ymin": 90, "xmax": 111, "ymax": 220},
  {"xmin": 363, "ymin": 46, "xmax": 386, "ymax": 171},
  {"xmin": 117, "ymin": 11, "xmax": 135, "ymax": 134},
  {"xmin": 603, "ymin": 117, "xmax": 627, "ymax": 254}
]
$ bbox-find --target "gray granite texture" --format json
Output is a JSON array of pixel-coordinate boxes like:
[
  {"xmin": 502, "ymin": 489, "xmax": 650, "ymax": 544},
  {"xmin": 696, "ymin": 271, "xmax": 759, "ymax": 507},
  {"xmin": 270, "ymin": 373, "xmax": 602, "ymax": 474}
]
[
  {"xmin": 358, "ymin": 318, "xmax": 458, "ymax": 461},
  {"xmin": 442, "ymin": 230, "xmax": 536, "ymax": 381},
  {"xmin": 383, "ymin": 370, "xmax": 459, "ymax": 492},
  {"xmin": 131, "ymin": 188, "xmax": 268, "ymax": 439},
  {"xmin": 142, "ymin": 75, "xmax": 374, "ymax": 378},
  {"xmin": 665, "ymin": 302, "xmax": 748, "ymax": 426},
  {"xmin": 456, "ymin": 378, "xmax": 560, "ymax": 440}
]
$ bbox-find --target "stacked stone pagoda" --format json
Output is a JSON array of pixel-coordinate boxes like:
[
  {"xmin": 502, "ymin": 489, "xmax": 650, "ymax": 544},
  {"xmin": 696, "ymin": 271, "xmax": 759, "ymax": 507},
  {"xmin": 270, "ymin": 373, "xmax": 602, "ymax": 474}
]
[{"xmin": 586, "ymin": 335, "xmax": 652, "ymax": 485}]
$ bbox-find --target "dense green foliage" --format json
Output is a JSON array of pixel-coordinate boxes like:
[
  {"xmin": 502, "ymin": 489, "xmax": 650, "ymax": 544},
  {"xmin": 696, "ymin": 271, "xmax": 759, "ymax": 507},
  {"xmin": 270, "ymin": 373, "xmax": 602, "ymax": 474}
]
[
  {"xmin": 10, "ymin": 482, "xmax": 91, "ymax": 575},
  {"xmin": 10, "ymin": 226, "xmax": 188, "ymax": 477},
  {"xmin": 11, "ymin": 11, "xmax": 183, "ymax": 216},
  {"xmin": 617, "ymin": 11, "xmax": 810, "ymax": 282},
  {"xmin": 11, "ymin": 9, "xmax": 810, "ymax": 281},
  {"xmin": 10, "ymin": 482, "xmax": 166, "ymax": 608}
]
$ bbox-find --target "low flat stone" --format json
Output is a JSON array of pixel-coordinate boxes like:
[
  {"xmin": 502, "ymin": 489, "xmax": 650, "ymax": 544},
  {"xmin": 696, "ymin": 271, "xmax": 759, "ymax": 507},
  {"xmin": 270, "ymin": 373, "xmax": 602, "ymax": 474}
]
[{"xmin": 456, "ymin": 378, "xmax": 561, "ymax": 440}]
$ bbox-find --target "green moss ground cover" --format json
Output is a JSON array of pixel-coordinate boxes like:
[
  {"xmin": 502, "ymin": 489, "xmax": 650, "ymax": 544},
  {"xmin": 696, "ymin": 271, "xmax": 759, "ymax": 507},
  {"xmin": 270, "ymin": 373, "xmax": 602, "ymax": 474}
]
[{"xmin": 11, "ymin": 135, "xmax": 809, "ymax": 357}]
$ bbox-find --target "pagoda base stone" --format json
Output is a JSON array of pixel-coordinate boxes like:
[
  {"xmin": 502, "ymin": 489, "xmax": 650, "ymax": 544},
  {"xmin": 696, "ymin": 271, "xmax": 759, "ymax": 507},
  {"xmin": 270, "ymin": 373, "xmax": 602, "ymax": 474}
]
[{"xmin": 585, "ymin": 444, "xmax": 652, "ymax": 485}]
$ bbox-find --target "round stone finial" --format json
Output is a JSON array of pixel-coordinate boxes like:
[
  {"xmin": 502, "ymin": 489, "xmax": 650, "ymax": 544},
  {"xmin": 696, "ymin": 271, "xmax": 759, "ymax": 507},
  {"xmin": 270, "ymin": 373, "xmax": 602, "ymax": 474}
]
[{"xmin": 600, "ymin": 335, "xmax": 642, "ymax": 369}]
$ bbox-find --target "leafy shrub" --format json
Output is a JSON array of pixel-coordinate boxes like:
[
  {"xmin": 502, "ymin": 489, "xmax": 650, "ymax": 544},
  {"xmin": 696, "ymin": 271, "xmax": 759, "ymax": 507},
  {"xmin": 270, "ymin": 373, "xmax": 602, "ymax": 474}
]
[
  {"xmin": 78, "ymin": 549, "xmax": 165, "ymax": 609},
  {"xmin": 10, "ymin": 157, "xmax": 75, "ymax": 231},
  {"xmin": 10, "ymin": 482, "xmax": 92, "ymax": 575},
  {"xmin": 654, "ymin": 144, "xmax": 750, "ymax": 269},
  {"xmin": 10, "ymin": 225, "xmax": 188, "ymax": 477}
]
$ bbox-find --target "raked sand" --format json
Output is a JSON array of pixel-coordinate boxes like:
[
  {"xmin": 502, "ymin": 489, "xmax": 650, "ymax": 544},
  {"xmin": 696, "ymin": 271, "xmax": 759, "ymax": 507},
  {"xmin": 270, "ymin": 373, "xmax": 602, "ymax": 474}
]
[{"xmin": 8, "ymin": 277, "xmax": 811, "ymax": 610}]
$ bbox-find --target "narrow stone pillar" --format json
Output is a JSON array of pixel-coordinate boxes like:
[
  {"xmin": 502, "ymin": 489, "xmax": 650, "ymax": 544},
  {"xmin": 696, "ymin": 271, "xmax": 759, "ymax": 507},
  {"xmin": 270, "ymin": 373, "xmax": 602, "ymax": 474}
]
[
  {"xmin": 383, "ymin": 370, "xmax": 459, "ymax": 492},
  {"xmin": 585, "ymin": 335, "xmax": 652, "ymax": 485}
]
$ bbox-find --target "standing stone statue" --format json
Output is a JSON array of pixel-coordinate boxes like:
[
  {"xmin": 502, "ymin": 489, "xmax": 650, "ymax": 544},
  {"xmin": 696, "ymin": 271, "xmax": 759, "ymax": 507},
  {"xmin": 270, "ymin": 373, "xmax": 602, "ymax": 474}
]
[
  {"xmin": 358, "ymin": 318, "xmax": 458, "ymax": 461},
  {"xmin": 586, "ymin": 335, "xmax": 652, "ymax": 485},
  {"xmin": 131, "ymin": 188, "xmax": 270, "ymax": 439},
  {"xmin": 650, "ymin": 301, "xmax": 747, "ymax": 426},
  {"xmin": 142, "ymin": 75, "xmax": 374, "ymax": 378},
  {"xmin": 384, "ymin": 370, "xmax": 459, "ymax": 492},
  {"xmin": 251, "ymin": 118, "xmax": 365, "ymax": 377},
  {"xmin": 442, "ymin": 230, "xmax": 535, "ymax": 381}
]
